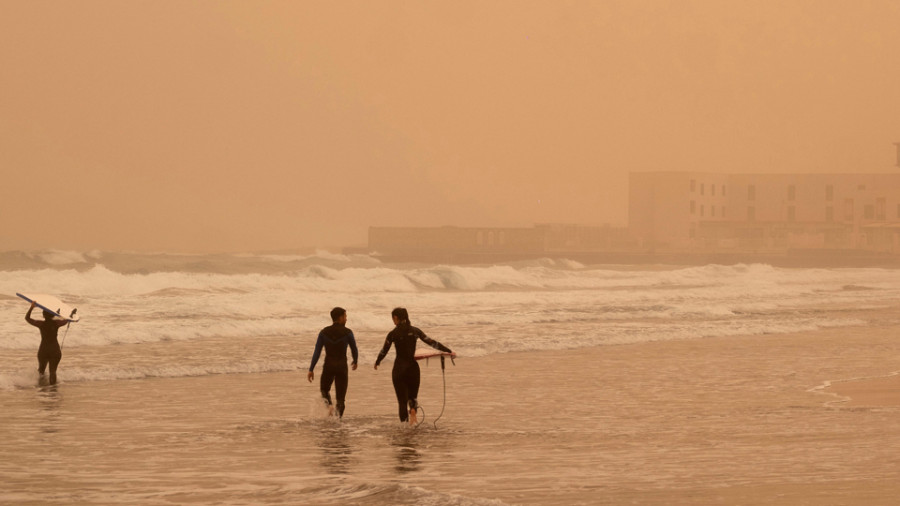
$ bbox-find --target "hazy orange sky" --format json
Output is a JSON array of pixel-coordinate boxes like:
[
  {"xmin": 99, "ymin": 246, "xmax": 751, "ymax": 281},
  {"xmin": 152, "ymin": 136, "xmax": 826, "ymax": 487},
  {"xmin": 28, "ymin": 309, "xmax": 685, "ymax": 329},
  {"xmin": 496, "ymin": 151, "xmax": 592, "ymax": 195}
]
[{"xmin": 2, "ymin": 1, "xmax": 900, "ymax": 253}]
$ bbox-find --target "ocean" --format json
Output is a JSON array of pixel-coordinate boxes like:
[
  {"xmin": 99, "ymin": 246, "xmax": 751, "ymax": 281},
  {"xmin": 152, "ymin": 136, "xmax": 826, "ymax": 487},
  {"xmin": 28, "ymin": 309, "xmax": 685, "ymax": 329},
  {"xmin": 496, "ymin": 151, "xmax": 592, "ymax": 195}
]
[{"xmin": 2, "ymin": 250, "xmax": 899, "ymax": 504}]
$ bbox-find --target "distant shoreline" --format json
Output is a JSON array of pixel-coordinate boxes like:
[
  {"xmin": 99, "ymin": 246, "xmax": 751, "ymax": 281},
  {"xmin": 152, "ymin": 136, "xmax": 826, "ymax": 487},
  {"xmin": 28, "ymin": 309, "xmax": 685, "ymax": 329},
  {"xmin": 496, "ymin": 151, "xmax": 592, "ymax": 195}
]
[{"xmin": 365, "ymin": 249, "xmax": 900, "ymax": 268}]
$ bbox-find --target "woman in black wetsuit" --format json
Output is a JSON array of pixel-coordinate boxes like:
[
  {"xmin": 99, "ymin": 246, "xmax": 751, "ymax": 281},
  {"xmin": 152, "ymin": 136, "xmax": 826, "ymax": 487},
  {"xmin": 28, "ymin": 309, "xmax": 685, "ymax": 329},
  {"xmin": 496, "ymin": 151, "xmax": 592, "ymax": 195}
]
[
  {"xmin": 25, "ymin": 302, "xmax": 69, "ymax": 385},
  {"xmin": 374, "ymin": 307, "xmax": 453, "ymax": 425}
]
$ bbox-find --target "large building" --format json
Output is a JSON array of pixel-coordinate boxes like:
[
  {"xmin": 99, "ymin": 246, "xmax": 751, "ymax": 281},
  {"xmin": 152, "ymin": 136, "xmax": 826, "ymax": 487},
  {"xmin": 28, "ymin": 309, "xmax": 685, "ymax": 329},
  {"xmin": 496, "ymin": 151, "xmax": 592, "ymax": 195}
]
[{"xmin": 629, "ymin": 172, "xmax": 900, "ymax": 253}]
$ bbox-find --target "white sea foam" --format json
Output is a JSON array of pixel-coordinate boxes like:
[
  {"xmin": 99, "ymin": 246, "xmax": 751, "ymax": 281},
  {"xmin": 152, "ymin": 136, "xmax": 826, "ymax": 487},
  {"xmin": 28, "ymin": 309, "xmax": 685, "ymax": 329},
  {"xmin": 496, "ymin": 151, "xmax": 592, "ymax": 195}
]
[{"xmin": 2, "ymin": 253, "xmax": 898, "ymax": 359}]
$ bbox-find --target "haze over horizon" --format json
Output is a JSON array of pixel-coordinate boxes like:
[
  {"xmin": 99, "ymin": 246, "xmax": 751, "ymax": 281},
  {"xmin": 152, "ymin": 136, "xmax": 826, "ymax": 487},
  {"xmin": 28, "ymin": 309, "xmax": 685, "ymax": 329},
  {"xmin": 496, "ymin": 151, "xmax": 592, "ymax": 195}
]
[{"xmin": 3, "ymin": 1, "xmax": 900, "ymax": 253}]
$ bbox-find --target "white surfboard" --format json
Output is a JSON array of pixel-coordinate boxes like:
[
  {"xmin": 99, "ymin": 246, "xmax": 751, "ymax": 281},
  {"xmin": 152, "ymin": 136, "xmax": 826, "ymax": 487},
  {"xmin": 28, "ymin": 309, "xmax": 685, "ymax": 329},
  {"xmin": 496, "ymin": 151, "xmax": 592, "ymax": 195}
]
[
  {"xmin": 16, "ymin": 293, "xmax": 81, "ymax": 322},
  {"xmin": 415, "ymin": 349, "xmax": 456, "ymax": 361}
]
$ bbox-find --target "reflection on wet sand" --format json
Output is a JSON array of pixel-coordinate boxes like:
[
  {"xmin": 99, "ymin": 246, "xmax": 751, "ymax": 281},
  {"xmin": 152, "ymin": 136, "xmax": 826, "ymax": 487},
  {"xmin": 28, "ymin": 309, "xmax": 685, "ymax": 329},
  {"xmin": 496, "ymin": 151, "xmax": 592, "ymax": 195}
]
[
  {"xmin": 316, "ymin": 426, "xmax": 352, "ymax": 475},
  {"xmin": 390, "ymin": 430, "xmax": 421, "ymax": 474},
  {"xmin": 36, "ymin": 386, "xmax": 62, "ymax": 434}
]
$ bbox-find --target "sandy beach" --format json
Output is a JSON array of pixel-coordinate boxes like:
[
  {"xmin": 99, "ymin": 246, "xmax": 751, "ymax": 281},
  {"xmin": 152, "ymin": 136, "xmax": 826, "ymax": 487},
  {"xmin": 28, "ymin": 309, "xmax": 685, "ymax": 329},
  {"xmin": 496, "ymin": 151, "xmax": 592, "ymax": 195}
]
[{"xmin": 4, "ymin": 309, "xmax": 900, "ymax": 505}]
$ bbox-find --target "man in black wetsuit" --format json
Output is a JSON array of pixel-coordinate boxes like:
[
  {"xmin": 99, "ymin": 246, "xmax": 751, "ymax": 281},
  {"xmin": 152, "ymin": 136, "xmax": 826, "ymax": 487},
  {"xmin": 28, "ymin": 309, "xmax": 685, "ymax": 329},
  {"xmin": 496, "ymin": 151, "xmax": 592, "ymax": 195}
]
[
  {"xmin": 25, "ymin": 302, "xmax": 69, "ymax": 385},
  {"xmin": 307, "ymin": 307, "xmax": 358, "ymax": 418},
  {"xmin": 374, "ymin": 307, "xmax": 453, "ymax": 426}
]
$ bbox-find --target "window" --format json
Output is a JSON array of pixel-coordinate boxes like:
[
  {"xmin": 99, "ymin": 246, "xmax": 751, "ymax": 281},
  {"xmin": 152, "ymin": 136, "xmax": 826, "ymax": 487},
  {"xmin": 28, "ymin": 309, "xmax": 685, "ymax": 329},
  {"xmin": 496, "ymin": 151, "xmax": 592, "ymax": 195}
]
[
  {"xmin": 701, "ymin": 183, "xmax": 705, "ymax": 196},
  {"xmin": 711, "ymin": 206, "xmax": 716, "ymax": 217},
  {"xmin": 691, "ymin": 179, "xmax": 696, "ymax": 192},
  {"xmin": 747, "ymin": 207, "xmax": 755, "ymax": 221},
  {"xmin": 748, "ymin": 185, "xmax": 756, "ymax": 201},
  {"xmin": 712, "ymin": 184, "xmax": 717, "ymax": 196},
  {"xmin": 700, "ymin": 205, "xmax": 705, "ymax": 217},
  {"xmin": 788, "ymin": 185, "xmax": 796, "ymax": 201},
  {"xmin": 690, "ymin": 201, "xmax": 696, "ymax": 214},
  {"xmin": 844, "ymin": 199, "xmax": 854, "ymax": 220},
  {"xmin": 826, "ymin": 185, "xmax": 834, "ymax": 202},
  {"xmin": 826, "ymin": 207, "xmax": 834, "ymax": 222},
  {"xmin": 787, "ymin": 206, "xmax": 796, "ymax": 222},
  {"xmin": 864, "ymin": 205, "xmax": 874, "ymax": 220}
]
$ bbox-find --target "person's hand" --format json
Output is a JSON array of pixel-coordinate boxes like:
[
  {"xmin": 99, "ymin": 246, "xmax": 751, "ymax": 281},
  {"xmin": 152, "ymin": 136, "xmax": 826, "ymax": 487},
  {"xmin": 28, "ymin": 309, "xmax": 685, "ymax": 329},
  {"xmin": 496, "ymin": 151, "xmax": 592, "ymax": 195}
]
[
  {"xmin": 30, "ymin": 301, "xmax": 36, "ymax": 309},
  {"xmin": 374, "ymin": 363, "xmax": 379, "ymax": 370},
  {"xmin": 351, "ymin": 362, "xmax": 358, "ymax": 371},
  {"xmin": 307, "ymin": 371, "xmax": 314, "ymax": 382}
]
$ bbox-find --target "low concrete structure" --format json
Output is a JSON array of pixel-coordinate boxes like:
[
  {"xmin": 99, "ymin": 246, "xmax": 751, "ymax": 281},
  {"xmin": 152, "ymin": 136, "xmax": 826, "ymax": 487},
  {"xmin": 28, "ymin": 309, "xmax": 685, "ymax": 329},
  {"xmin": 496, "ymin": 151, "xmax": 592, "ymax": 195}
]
[{"xmin": 367, "ymin": 224, "xmax": 634, "ymax": 262}]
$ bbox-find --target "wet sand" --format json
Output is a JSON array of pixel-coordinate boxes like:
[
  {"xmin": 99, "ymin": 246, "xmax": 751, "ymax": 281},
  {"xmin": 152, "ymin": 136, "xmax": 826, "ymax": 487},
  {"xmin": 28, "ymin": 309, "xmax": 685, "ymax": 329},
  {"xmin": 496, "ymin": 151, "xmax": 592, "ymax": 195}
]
[
  {"xmin": 828, "ymin": 374, "xmax": 900, "ymax": 408},
  {"xmin": 471, "ymin": 320, "xmax": 900, "ymax": 504},
  {"xmin": 3, "ymin": 315, "xmax": 900, "ymax": 504}
]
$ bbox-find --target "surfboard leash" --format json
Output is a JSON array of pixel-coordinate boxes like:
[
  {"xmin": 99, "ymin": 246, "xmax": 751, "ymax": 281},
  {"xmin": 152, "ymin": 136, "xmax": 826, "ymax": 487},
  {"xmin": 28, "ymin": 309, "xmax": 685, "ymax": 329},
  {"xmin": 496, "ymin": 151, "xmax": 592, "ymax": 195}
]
[
  {"xmin": 433, "ymin": 355, "xmax": 449, "ymax": 429},
  {"xmin": 60, "ymin": 308, "xmax": 77, "ymax": 350},
  {"xmin": 414, "ymin": 406, "xmax": 425, "ymax": 428},
  {"xmin": 60, "ymin": 322, "xmax": 71, "ymax": 350}
]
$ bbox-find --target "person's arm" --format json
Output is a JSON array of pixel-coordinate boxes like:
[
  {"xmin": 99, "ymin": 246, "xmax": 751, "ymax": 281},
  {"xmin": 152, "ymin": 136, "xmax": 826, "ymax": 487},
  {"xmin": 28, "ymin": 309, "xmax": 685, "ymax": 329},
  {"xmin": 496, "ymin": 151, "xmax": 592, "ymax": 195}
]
[
  {"xmin": 307, "ymin": 332, "xmax": 325, "ymax": 382},
  {"xmin": 374, "ymin": 334, "xmax": 393, "ymax": 370},
  {"xmin": 418, "ymin": 329, "xmax": 452, "ymax": 354},
  {"xmin": 348, "ymin": 331, "xmax": 359, "ymax": 371},
  {"xmin": 25, "ymin": 302, "xmax": 39, "ymax": 327}
]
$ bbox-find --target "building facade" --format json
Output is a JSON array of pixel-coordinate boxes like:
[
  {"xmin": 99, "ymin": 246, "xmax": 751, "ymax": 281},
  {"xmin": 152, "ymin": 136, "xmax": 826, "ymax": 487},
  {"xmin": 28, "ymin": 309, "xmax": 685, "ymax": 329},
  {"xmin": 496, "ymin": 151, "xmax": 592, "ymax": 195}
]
[{"xmin": 629, "ymin": 172, "xmax": 900, "ymax": 252}]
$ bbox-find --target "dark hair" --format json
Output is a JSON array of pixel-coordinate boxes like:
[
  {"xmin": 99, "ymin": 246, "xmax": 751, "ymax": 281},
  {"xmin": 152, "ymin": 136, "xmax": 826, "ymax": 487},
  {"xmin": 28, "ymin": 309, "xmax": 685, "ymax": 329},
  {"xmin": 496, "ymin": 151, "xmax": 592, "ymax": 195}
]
[
  {"xmin": 391, "ymin": 307, "xmax": 410, "ymax": 325},
  {"xmin": 42, "ymin": 310, "xmax": 54, "ymax": 320},
  {"xmin": 330, "ymin": 307, "xmax": 346, "ymax": 322}
]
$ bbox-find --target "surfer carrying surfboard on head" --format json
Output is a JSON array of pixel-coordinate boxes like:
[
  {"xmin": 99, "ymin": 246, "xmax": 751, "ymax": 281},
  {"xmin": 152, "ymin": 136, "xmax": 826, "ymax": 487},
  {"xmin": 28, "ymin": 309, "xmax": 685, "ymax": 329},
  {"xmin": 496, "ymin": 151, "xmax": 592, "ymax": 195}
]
[
  {"xmin": 25, "ymin": 301, "xmax": 69, "ymax": 385},
  {"xmin": 374, "ymin": 307, "xmax": 454, "ymax": 426},
  {"xmin": 307, "ymin": 307, "xmax": 359, "ymax": 418}
]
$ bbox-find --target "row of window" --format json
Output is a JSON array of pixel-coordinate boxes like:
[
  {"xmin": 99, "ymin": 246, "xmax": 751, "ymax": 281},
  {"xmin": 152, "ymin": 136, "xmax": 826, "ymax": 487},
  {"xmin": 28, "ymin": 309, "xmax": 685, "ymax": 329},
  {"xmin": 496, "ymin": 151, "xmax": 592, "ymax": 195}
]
[
  {"xmin": 690, "ymin": 202, "xmax": 726, "ymax": 218},
  {"xmin": 476, "ymin": 231, "xmax": 506, "ymax": 246},
  {"xmin": 745, "ymin": 184, "xmax": 870, "ymax": 202},
  {"xmin": 690, "ymin": 180, "xmax": 726, "ymax": 197},
  {"xmin": 691, "ymin": 201, "xmax": 899, "ymax": 221}
]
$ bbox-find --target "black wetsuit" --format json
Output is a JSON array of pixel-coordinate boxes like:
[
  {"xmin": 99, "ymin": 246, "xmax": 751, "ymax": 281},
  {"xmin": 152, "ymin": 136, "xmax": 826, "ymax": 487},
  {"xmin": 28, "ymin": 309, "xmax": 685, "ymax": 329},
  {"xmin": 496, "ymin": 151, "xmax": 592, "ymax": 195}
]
[
  {"xmin": 375, "ymin": 324, "xmax": 451, "ymax": 422},
  {"xmin": 309, "ymin": 323, "xmax": 358, "ymax": 417},
  {"xmin": 26, "ymin": 310, "xmax": 67, "ymax": 385}
]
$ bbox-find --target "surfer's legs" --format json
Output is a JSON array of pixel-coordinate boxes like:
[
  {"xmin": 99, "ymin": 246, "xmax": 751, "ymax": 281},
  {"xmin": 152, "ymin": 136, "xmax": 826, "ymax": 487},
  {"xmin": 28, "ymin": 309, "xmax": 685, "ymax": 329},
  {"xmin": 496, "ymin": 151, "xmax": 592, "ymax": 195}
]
[
  {"xmin": 37, "ymin": 347, "xmax": 49, "ymax": 376},
  {"xmin": 391, "ymin": 367, "xmax": 410, "ymax": 422},
  {"xmin": 320, "ymin": 367, "xmax": 336, "ymax": 407},
  {"xmin": 407, "ymin": 363, "xmax": 421, "ymax": 425},
  {"xmin": 48, "ymin": 351, "xmax": 61, "ymax": 385},
  {"xmin": 392, "ymin": 363, "xmax": 421, "ymax": 423},
  {"xmin": 334, "ymin": 369, "xmax": 348, "ymax": 418},
  {"xmin": 38, "ymin": 347, "xmax": 61, "ymax": 385}
]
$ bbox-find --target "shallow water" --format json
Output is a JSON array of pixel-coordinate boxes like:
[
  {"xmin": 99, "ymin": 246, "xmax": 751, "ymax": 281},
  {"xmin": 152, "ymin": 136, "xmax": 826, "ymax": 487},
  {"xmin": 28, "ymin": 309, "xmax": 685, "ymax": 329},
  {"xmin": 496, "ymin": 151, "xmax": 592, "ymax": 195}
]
[
  {"xmin": 4, "ymin": 252, "xmax": 900, "ymax": 504},
  {"xmin": 5, "ymin": 330, "xmax": 900, "ymax": 505}
]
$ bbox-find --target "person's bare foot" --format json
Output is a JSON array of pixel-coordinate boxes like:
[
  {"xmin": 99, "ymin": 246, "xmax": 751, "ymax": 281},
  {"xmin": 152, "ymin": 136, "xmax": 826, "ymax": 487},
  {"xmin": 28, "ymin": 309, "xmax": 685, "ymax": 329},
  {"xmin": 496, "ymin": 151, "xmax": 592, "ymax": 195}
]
[
  {"xmin": 328, "ymin": 405, "xmax": 335, "ymax": 417},
  {"xmin": 408, "ymin": 407, "xmax": 417, "ymax": 426}
]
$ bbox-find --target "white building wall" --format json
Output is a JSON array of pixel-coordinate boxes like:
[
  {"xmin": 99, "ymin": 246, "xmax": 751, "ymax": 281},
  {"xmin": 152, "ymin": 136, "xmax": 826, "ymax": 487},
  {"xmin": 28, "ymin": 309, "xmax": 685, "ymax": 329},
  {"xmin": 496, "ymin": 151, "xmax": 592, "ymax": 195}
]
[{"xmin": 629, "ymin": 171, "xmax": 900, "ymax": 251}]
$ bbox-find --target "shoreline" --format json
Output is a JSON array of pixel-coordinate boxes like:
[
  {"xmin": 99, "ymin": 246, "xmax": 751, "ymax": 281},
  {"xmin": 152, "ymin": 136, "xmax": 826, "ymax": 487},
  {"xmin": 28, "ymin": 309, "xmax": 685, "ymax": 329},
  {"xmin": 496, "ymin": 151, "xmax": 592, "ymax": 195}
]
[{"xmin": 368, "ymin": 249, "xmax": 900, "ymax": 268}]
